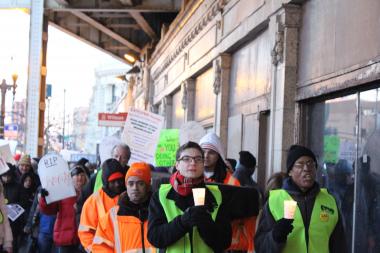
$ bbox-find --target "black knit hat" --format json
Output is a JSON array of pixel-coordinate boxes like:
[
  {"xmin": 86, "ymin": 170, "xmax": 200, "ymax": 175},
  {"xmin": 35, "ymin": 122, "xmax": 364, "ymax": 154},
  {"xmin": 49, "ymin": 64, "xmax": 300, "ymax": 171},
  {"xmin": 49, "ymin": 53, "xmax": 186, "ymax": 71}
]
[
  {"xmin": 70, "ymin": 165, "xmax": 86, "ymax": 177},
  {"xmin": 286, "ymin": 145, "xmax": 317, "ymax": 173},
  {"xmin": 239, "ymin": 151, "xmax": 256, "ymax": 168},
  {"xmin": 101, "ymin": 158, "xmax": 125, "ymax": 186}
]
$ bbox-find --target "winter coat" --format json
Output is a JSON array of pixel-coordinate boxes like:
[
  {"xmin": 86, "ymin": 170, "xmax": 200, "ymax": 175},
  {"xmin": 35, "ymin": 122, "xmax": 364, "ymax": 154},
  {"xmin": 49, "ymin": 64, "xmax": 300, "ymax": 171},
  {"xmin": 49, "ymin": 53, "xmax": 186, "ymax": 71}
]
[
  {"xmin": 92, "ymin": 193, "xmax": 154, "ymax": 253},
  {"xmin": 78, "ymin": 188, "xmax": 119, "ymax": 252},
  {"xmin": 39, "ymin": 194, "xmax": 80, "ymax": 246},
  {"xmin": 254, "ymin": 177, "xmax": 347, "ymax": 253},
  {"xmin": 0, "ymin": 182, "xmax": 12, "ymax": 249},
  {"xmin": 147, "ymin": 182, "xmax": 232, "ymax": 252}
]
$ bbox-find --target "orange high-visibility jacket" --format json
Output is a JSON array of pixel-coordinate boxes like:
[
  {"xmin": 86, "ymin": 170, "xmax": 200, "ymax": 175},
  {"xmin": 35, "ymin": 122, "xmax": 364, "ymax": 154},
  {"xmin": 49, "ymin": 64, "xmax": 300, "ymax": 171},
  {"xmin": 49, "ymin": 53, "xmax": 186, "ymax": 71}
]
[
  {"xmin": 92, "ymin": 206, "xmax": 156, "ymax": 253},
  {"xmin": 78, "ymin": 188, "xmax": 119, "ymax": 252},
  {"xmin": 223, "ymin": 172, "xmax": 241, "ymax": 186},
  {"xmin": 218, "ymin": 171, "xmax": 256, "ymax": 253}
]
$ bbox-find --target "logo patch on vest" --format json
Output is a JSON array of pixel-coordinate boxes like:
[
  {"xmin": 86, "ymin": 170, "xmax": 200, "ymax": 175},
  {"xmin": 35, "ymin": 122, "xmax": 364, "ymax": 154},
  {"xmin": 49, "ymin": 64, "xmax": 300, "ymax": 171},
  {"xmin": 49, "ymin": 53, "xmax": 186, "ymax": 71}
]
[
  {"xmin": 321, "ymin": 205, "xmax": 334, "ymax": 215},
  {"xmin": 320, "ymin": 205, "xmax": 334, "ymax": 222},
  {"xmin": 320, "ymin": 211, "xmax": 329, "ymax": 222}
]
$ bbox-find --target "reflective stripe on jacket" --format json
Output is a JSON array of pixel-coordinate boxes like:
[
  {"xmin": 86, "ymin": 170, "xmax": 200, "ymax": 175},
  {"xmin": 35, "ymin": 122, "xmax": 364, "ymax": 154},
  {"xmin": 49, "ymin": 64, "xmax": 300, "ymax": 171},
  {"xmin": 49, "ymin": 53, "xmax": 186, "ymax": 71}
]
[
  {"xmin": 269, "ymin": 188, "xmax": 338, "ymax": 253},
  {"xmin": 158, "ymin": 184, "xmax": 221, "ymax": 253},
  {"xmin": 92, "ymin": 206, "xmax": 156, "ymax": 253},
  {"xmin": 78, "ymin": 188, "xmax": 119, "ymax": 252}
]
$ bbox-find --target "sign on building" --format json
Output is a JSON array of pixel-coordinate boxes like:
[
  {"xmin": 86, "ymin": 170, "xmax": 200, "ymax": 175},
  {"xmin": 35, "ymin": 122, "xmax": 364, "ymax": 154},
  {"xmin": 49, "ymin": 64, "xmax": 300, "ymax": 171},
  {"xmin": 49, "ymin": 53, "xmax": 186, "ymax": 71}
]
[
  {"xmin": 98, "ymin": 113, "xmax": 128, "ymax": 127},
  {"xmin": 4, "ymin": 124, "xmax": 18, "ymax": 139}
]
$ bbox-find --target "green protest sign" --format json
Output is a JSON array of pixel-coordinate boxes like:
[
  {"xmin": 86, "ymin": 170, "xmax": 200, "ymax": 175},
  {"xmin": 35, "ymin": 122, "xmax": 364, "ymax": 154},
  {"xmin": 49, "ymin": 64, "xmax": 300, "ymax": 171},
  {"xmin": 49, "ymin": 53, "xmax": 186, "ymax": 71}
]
[
  {"xmin": 324, "ymin": 135, "xmax": 340, "ymax": 163},
  {"xmin": 155, "ymin": 129, "xmax": 179, "ymax": 167}
]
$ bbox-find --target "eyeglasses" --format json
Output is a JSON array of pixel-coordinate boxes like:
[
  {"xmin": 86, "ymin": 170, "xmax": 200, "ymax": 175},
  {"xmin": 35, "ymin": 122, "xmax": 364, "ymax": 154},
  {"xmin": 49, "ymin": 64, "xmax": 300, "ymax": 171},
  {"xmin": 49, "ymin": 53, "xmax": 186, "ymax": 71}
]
[
  {"xmin": 178, "ymin": 156, "xmax": 204, "ymax": 164},
  {"xmin": 293, "ymin": 160, "xmax": 316, "ymax": 170}
]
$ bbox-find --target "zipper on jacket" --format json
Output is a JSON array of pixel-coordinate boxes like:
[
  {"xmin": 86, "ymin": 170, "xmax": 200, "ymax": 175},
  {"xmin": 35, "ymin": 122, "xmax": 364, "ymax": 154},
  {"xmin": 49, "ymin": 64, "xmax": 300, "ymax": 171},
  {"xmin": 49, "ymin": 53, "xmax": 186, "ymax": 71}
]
[
  {"xmin": 304, "ymin": 195, "xmax": 309, "ymax": 253},
  {"xmin": 139, "ymin": 210, "xmax": 146, "ymax": 253}
]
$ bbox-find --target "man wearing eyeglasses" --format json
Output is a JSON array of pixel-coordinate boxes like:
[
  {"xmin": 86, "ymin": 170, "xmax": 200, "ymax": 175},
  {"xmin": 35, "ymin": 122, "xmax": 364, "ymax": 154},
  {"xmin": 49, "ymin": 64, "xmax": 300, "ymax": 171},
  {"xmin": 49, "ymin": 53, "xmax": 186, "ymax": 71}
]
[
  {"xmin": 255, "ymin": 145, "xmax": 347, "ymax": 253},
  {"xmin": 148, "ymin": 141, "xmax": 232, "ymax": 252}
]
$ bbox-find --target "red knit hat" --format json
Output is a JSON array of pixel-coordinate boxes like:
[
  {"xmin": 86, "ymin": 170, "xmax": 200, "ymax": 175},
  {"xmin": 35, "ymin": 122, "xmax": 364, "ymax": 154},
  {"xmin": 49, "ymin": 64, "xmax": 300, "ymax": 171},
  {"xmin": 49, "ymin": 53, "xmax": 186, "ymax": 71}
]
[{"xmin": 125, "ymin": 162, "xmax": 151, "ymax": 186}]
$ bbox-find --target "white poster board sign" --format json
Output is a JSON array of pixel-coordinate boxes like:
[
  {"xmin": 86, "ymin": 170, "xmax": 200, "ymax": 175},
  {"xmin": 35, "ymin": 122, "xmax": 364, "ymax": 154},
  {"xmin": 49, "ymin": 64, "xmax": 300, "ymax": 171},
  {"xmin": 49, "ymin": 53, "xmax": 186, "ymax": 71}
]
[
  {"xmin": 6, "ymin": 204, "xmax": 24, "ymax": 222},
  {"xmin": 38, "ymin": 153, "xmax": 76, "ymax": 204},
  {"xmin": 0, "ymin": 144, "xmax": 15, "ymax": 164},
  {"xmin": 122, "ymin": 108, "xmax": 164, "ymax": 164},
  {"xmin": 99, "ymin": 136, "xmax": 123, "ymax": 164}
]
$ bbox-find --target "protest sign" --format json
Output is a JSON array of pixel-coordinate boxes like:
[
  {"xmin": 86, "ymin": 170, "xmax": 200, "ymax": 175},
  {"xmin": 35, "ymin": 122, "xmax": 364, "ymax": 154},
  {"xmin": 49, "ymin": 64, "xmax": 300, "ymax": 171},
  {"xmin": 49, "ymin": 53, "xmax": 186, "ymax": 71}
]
[
  {"xmin": 38, "ymin": 153, "xmax": 76, "ymax": 204},
  {"xmin": 324, "ymin": 135, "xmax": 340, "ymax": 163},
  {"xmin": 99, "ymin": 136, "xmax": 123, "ymax": 164},
  {"xmin": 155, "ymin": 129, "xmax": 179, "ymax": 167},
  {"xmin": 122, "ymin": 108, "xmax": 164, "ymax": 164},
  {"xmin": 6, "ymin": 204, "xmax": 24, "ymax": 222},
  {"xmin": 0, "ymin": 144, "xmax": 15, "ymax": 164}
]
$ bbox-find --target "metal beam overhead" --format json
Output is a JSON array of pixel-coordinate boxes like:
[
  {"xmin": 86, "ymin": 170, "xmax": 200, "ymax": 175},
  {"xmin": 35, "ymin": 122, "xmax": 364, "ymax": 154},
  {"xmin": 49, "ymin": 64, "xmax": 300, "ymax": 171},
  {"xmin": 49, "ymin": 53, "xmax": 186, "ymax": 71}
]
[
  {"xmin": 129, "ymin": 12, "xmax": 157, "ymax": 40},
  {"xmin": 70, "ymin": 10, "xmax": 141, "ymax": 53}
]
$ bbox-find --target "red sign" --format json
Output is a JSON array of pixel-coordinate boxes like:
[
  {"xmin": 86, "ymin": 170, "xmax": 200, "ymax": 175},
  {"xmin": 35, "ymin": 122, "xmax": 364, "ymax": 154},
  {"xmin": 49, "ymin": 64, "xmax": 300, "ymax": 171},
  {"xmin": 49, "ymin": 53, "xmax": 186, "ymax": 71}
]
[{"xmin": 98, "ymin": 113, "xmax": 128, "ymax": 127}]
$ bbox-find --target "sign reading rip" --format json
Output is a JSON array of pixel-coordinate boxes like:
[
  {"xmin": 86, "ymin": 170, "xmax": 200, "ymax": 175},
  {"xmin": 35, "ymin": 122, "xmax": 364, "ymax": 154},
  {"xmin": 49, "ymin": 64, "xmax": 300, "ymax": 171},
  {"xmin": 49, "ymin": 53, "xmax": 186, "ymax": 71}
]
[{"xmin": 38, "ymin": 153, "xmax": 76, "ymax": 204}]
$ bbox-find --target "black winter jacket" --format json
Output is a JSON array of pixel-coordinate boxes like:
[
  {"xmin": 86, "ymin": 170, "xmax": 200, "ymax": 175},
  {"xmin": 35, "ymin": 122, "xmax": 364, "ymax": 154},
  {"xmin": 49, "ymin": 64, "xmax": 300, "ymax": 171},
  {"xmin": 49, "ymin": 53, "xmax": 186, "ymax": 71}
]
[
  {"xmin": 147, "ymin": 183, "xmax": 232, "ymax": 253},
  {"xmin": 254, "ymin": 178, "xmax": 347, "ymax": 253}
]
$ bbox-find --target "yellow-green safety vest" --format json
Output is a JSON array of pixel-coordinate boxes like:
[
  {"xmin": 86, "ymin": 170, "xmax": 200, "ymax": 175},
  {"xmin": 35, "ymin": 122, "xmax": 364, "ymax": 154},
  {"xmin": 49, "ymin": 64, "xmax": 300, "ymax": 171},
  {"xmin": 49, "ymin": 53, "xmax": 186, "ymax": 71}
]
[
  {"xmin": 94, "ymin": 168, "xmax": 103, "ymax": 192},
  {"xmin": 269, "ymin": 188, "xmax": 338, "ymax": 253},
  {"xmin": 158, "ymin": 184, "xmax": 221, "ymax": 253}
]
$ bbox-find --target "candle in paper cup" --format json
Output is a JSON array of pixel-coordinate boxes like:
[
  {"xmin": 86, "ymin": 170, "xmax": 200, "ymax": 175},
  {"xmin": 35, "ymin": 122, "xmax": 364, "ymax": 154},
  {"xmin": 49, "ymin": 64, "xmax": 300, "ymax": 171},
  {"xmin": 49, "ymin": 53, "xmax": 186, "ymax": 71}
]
[
  {"xmin": 284, "ymin": 200, "xmax": 297, "ymax": 219},
  {"xmin": 192, "ymin": 188, "xmax": 206, "ymax": 206}
]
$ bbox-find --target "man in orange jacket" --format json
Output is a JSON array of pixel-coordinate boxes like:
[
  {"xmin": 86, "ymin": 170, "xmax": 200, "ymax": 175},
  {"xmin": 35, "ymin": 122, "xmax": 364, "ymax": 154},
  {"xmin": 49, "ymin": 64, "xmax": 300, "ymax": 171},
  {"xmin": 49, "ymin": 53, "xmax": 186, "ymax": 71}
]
[
  {"xmin": 78, "ymin": 159, "xmax": 125, "ymax": 252},
  {"xmin": 92, "ymin": 162, "xmax": 155, "ymax": 253}
]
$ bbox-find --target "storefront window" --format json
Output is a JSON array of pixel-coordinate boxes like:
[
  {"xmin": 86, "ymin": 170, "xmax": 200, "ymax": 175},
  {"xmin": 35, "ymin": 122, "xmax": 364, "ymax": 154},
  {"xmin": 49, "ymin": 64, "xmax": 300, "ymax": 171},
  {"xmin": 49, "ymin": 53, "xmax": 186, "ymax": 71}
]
[{"xmin": 308, "ymin": 88, "xmax": 380, "ymax": 253}]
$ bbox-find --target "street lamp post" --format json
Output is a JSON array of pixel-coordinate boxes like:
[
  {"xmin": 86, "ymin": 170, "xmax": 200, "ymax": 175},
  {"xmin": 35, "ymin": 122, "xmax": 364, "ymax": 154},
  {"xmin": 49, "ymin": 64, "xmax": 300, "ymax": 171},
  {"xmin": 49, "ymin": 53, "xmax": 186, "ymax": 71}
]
[{"xmin": 0, "ymin": 74, "xmax": 17, "ymax": 139}]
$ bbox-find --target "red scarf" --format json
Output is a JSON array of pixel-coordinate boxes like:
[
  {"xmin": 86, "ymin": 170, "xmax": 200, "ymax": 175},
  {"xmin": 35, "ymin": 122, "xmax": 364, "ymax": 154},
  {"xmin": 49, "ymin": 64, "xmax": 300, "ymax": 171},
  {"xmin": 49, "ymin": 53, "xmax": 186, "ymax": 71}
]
[{"xmin": 170, "ymin": 171, "xmax": 204, "ymax": 196}]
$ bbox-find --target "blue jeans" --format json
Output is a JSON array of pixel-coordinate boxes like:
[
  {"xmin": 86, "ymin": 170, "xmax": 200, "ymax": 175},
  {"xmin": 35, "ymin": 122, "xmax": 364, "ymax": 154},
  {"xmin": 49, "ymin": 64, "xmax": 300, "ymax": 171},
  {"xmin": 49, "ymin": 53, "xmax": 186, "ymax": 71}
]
[{"xmin": 37, "ymin": 233, "xmax": 54, "ymax": 253}]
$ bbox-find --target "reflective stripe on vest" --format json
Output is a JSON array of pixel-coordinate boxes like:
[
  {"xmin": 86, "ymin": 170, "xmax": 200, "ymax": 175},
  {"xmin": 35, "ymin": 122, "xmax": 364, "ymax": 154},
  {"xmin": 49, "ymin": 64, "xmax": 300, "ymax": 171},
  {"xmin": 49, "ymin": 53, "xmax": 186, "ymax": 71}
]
[
  {"xmin": 110, "ymin": 207, "xmax": 122, "ymax": 253},
  {"xmin": 94, "ymin": 190, "xmax": 106, "ymax": 218},
  {"xmin": 268, "ymin": 189, "xmax": 338, "ymax": 253},
  {"xmin": 109, "ymin": 206, "xmax": 157, "ymax": 253},
  {"xmin": 158, "ymin": 184, "xmax": 222, "ymax": 253}
]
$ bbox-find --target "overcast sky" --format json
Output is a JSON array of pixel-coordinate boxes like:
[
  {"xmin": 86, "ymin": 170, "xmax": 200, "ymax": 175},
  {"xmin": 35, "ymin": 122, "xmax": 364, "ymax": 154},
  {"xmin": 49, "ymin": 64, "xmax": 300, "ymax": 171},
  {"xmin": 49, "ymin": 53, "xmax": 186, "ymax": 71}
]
[{"xmin": 0, "ymin": 9, "xmax": 129, "ymax": 124}]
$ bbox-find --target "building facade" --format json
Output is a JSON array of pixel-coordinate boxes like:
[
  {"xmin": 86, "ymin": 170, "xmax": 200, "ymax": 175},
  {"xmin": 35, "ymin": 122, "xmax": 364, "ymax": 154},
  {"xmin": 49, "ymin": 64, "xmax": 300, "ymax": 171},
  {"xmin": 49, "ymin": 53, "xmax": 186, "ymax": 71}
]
[
  {"xmin": 85, "ymin": 67, "xmax": 129, "ymax": 153},
  {"xmin": 116, "ymin": 1, "xmax": 380, "ymax": 251}
]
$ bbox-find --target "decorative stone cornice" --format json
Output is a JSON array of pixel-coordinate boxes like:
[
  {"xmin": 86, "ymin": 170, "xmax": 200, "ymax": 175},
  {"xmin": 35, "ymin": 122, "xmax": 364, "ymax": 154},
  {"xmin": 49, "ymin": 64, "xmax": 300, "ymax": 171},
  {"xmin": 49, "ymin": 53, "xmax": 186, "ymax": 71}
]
[{"xmin": 152, "ymin": 0, "xmax": 229, "ymax": 80}]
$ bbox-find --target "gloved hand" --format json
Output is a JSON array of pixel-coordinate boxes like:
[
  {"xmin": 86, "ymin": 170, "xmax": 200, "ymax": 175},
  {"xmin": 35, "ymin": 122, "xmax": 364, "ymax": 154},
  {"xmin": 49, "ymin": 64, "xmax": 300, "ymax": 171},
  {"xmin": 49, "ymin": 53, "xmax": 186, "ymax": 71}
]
[
  {"xmin": 180, "ymin": 206, "xmax": 209, "ymax": 229},
  {"xmin": 272, "ymin": 218, "xmax": 294, "ymax": 243},
  {"xmin": 191, "ymin": 206, "xmax": 213, "ymax": 227},
  {"xmin": 40, "ymin": 188, "xmax": 49, "ymax": 198}
]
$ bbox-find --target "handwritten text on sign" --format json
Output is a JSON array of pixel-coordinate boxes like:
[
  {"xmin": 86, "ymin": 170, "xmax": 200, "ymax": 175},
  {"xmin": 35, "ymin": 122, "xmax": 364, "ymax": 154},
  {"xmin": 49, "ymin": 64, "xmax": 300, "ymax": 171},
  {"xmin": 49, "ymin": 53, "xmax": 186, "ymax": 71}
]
[{"xmin": 38, "ymin": 154, "xmax": 76, "ymax": 204}]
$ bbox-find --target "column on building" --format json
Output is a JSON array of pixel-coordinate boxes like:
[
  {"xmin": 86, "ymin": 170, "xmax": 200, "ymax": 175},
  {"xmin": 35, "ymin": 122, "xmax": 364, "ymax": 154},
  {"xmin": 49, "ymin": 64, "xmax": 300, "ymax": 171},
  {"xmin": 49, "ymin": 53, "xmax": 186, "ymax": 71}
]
[
  {"xmin": 268, "ymin": 4, "xmax": 302, "ymax": 173},
  {"xmin": 181, "ymin": 78, "xmax": 195, "ymax": 122},
  {"xmin": 213, "ymin": 54, "xmax": 232, "ymax": 149}
]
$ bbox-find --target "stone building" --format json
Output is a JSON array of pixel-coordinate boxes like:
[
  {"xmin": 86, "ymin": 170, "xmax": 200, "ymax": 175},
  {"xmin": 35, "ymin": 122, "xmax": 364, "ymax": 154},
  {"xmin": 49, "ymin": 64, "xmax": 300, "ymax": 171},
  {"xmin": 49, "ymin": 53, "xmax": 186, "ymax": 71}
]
[{"xmin": 118, "ymin": 1, "xmax": 380, "ymax": 250}]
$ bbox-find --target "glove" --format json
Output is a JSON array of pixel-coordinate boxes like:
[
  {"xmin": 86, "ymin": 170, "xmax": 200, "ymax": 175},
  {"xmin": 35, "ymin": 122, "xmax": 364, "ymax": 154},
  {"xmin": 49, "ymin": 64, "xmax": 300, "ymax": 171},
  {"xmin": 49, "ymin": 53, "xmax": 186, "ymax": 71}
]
[
  {"xmin": 191, "ymin": 206, "xmax": 213, "ymax": 227},
  {"xmin": 272, "ymin": 218, "xmax": 294, "ymax": 243},
  {"xmin": 180, "ymin": 206, "xmax": 208, "ymax": 229},
  {"xmin": 40, "ymin": 188, "xmax": 49, "ymax": 197}
]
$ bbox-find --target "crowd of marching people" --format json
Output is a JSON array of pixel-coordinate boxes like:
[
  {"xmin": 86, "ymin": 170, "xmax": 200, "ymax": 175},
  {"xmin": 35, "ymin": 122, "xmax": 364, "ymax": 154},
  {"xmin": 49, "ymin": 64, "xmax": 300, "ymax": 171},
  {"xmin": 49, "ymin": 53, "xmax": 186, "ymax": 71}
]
[{"xmin": 0, "ymin": 132, "xmax": 351, "ymax": 253}]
